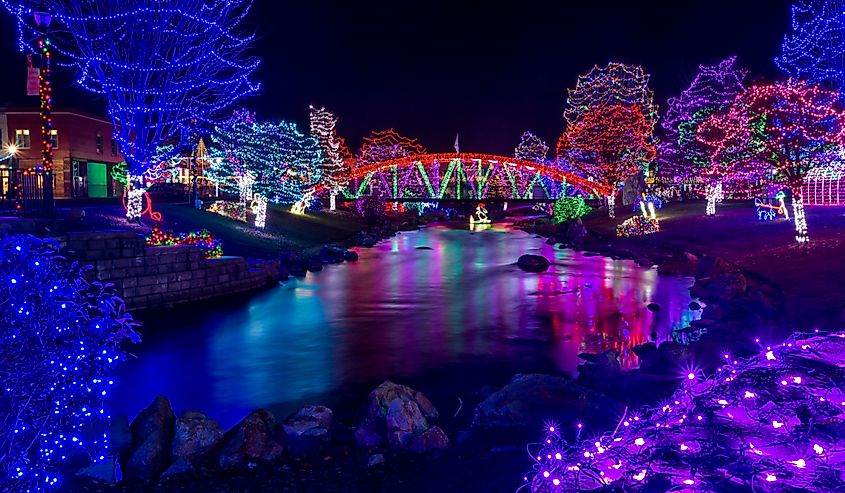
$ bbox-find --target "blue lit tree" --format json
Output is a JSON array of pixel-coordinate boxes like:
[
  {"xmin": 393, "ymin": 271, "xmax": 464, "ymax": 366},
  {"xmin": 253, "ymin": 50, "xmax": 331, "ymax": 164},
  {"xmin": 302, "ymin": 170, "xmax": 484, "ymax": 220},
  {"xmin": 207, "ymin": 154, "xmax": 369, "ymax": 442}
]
[
  {"xmin": 2, "ymin": 1, "xmax": 260, "ymax": 219},
  {"xmin": 777, "ymin": 0, "xmax": 845, "ymax": 93},
  {"xmin": 0, "ymin": 235, "xmax": 139, "ymax": 491},
  {"xmin": 210, "ymin": 110, "xmax": 322, "ymax": 226}
]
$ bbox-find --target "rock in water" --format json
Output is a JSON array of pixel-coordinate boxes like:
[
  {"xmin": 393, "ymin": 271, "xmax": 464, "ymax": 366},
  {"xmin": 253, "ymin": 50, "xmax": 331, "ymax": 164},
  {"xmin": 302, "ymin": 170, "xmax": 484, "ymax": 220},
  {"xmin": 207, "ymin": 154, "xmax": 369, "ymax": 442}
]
[
  {"xmin": 517, "ymin": 254, "xmax": 550, "ymax": 273},
  {"xmin": 647, "ymin": 302, "xmax": 660, "ymax": 312},
  {"xmin": 343, "ymin": 250, "xmax": 359, "ymax": 262},
  {"xmin": 121, "ymin": 395, "xmax": 175, "ymax": 482},
  {"xmin": 215, "ymin": 409, "xmax": 284, "ymax": 467},
  {"xmin": 282, "ymin": 405, "xmax": 334, "ymax": 456},
  {"xmin": 170, "ymin": 410, "xmax": 224, "ymax": 463},
  {"xmin": 472, "ymin": 374, "xmax": 618, "ymax": 431},
  {"xmin": 355, "ymin": 381, "xmax": 448, "ymax": 453}
]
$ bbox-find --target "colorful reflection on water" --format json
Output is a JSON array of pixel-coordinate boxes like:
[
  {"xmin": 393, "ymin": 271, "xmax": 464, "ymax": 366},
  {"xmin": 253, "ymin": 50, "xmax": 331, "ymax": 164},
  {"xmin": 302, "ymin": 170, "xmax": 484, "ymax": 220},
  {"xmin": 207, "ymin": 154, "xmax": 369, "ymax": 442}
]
[{"xmin": 113, "ymin": 224, "xmax": 698, "ymax": 425}]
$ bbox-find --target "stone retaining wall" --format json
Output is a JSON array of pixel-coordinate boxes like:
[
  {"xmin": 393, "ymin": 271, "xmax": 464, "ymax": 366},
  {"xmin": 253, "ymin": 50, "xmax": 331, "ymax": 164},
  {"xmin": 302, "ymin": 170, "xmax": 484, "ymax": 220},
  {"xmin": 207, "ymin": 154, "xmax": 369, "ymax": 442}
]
[{"xmin": 60, "ymin": 231, "xmax": 280, "ymax": 311}]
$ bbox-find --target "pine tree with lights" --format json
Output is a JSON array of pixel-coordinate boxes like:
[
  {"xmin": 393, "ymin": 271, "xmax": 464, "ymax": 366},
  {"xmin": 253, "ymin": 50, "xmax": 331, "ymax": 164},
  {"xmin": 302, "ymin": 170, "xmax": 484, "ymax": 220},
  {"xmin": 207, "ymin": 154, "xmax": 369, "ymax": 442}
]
[
  {"xmin": 661, "ymin": 56, "xmax": 748, "ymax": 215},
  {"xmin": 776, "ymin": 0, "xmax": 845, "ymax": 94},
  {"xmin": 562, "ymin": 63, "xmax": 658, "ymax": 217},
  {"xmin": 2, "ymin": 1, "xmax": 260, "ymax": 220},
  {"xmin": 309, "ymin": 106, "xmax": 348, "ymax": 210},
  {"xmin": 700, "ymin": 80, "xmax": 845, "ymax": 243},
  {"xmin": 515, "ymin": 131, "xmax": 549, "ymax": 162}
]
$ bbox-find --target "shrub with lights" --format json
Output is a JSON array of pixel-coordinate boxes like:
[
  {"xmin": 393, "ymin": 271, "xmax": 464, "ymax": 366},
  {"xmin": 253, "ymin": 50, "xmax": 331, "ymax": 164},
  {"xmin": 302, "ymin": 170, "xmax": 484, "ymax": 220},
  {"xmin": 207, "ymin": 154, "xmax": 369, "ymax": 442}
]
[
  {"xmin": 0, "ymin": 234, "xmax": 139, "ymax": 491},
  {"xmin": 552, "ymin": 197, "xmax": 592, "ymax": 223},
  {"xmin": 206, "ymin": 200, "xmax": 247, "ymax": 223},
  {"xmin": 616, "ymin": 216, "xmax": 660, "ymax": 237},
  {"xmin": 146, "ymin": 225, "xmax": 224, "ymax": 259},
  {"xmin": 357, "ymin": 195, "xmax": 387, "ymax": 225},
  {"xmin": 528, "ymin": 331, "xmax": 845, "ymax": 492}
]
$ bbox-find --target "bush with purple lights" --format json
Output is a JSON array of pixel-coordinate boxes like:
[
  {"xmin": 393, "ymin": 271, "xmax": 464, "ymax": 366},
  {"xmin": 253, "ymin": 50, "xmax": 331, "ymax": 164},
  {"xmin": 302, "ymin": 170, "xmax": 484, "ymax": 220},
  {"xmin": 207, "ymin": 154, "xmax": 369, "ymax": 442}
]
[
  {"xmin": 0, "ymin": 235, "xmax": 139, "ymax": 491},
  {"xmin": 527, "ymin": 331, "xmax": 845, "ymax": 492}
]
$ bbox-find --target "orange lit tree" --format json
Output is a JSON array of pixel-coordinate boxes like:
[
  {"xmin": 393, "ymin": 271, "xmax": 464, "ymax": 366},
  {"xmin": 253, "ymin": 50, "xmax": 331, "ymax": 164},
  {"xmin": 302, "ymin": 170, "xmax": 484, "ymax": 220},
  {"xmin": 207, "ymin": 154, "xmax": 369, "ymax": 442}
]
[{"xmin": 562, "ymin": 104, "xmax": 657, "ymax": 218}]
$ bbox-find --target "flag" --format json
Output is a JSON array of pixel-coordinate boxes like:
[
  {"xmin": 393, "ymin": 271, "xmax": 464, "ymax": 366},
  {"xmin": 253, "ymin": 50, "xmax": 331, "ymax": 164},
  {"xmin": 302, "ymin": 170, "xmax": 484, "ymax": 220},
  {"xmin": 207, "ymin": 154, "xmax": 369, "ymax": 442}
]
[
  {"xmin": 26, "ymin": 55, "xmax": 40, "ymax": 96},
  {"xmin": 454, "ymin": 133, "xmax": 460, "ymax": 154}
]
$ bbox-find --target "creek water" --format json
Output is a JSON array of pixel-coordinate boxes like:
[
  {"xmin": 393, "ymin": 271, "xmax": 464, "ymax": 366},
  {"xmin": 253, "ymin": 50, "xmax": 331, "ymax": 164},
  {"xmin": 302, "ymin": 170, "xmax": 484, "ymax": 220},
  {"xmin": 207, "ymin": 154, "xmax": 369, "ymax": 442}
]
[{"xmin": 112, "ymin": 223, "xmax": 699, "ymax": 426}]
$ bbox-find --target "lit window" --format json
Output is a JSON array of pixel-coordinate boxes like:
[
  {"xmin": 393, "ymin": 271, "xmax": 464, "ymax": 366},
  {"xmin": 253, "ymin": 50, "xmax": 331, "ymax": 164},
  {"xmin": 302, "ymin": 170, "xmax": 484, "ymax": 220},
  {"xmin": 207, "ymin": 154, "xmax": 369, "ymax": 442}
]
[
  {"xmin": 15, "ymin": 129, "xmax": 31, "ymax": 149},
  {"xmin": 49, "ymin": 129, "xmax": 58, "ymax": 149},
  {"xmin": 96, "ymin": 133, "xmax": 103, "ymax": 154}
]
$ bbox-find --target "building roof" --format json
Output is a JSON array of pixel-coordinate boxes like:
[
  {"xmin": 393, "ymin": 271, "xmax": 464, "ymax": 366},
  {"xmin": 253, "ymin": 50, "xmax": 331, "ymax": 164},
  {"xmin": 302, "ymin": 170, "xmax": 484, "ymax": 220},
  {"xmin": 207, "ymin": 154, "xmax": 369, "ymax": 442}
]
[{"xmin": 0, "ymin": 106, "xmax": 112, "ymax": 125}]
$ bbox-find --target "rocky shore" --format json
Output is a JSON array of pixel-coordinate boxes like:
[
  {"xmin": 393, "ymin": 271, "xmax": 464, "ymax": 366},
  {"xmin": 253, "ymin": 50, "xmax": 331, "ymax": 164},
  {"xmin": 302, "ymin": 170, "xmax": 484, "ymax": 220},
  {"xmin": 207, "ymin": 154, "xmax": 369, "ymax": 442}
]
[{"xmin": 72, "ymin": 211, "xmax": 799, "ymax": 492}]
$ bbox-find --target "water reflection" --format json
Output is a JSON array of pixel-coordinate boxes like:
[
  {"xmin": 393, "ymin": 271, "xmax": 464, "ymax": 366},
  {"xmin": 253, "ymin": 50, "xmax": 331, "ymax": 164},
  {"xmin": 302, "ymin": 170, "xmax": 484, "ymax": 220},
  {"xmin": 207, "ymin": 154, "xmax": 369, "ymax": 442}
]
[{"xmin": 113, "ymin": 224, "xmax": 697, "ymax": 425}]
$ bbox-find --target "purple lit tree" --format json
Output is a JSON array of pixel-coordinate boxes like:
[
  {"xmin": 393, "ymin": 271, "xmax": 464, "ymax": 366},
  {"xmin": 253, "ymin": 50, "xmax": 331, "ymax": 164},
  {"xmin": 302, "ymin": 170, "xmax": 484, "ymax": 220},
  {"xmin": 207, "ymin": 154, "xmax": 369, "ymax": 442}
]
[
  {"xmin": 2, "ymin": 1, "xmax": 260, "ymax": 219},
  {"xmin": 0, "ymin": 235, "xmax": 139, "ymax": 491},
  {"xmin": 776, "ymin": 0, "xmax": 845, "ymax": 94},
  {"xmin": 660, "ymin": 56, "xmax": 748, "ymax": 215}
]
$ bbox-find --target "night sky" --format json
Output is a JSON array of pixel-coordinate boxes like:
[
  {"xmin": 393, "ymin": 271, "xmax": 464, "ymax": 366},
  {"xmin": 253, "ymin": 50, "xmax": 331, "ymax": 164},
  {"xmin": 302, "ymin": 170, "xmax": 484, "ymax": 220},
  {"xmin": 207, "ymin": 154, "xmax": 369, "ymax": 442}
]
[{"xmin": 0, "ymin": 0, "xmax": 793, "ymax": 154}]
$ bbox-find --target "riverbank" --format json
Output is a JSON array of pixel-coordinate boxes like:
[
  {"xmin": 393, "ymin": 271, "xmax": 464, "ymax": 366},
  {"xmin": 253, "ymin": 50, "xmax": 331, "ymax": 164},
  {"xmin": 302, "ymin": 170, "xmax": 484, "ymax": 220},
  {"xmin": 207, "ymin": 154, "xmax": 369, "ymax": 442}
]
[{"xmin": 520, "ymin": 200, "xmax": 845, "ymax": 329}]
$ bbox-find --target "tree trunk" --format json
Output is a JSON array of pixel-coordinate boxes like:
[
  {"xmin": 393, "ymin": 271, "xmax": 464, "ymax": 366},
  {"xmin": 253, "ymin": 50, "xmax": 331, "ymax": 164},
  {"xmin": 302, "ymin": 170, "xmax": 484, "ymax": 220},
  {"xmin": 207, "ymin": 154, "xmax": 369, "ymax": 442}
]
[
  {"xmin": 254, "ymin": 195, "xmax": 268, "ymax": 229},
  {"xmin": 126, "ymin": 177, "xmax": 144, "ymax": 222},
  {"xmin": 607, "ymin": 193, "xmax": 616, "ymax": 219},
  {"xmin": 791, "ymin": 191, "xmax": 809, "ymax": 244},
  {"xmin": 705, "ymin": 181, "xmax": 722, "ymax": 216}
]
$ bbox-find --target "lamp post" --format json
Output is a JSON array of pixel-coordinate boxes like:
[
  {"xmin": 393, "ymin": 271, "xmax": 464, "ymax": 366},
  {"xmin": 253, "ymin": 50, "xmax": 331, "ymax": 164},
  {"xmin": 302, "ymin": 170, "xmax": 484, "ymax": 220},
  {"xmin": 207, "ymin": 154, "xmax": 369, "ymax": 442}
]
[
  {"xmin": 34, "ymin": 10, "xmax": 54, "ymax": 214},
  {"xmin": 6, "ymin": 143, "xmax": 20, "ymax": 208}
]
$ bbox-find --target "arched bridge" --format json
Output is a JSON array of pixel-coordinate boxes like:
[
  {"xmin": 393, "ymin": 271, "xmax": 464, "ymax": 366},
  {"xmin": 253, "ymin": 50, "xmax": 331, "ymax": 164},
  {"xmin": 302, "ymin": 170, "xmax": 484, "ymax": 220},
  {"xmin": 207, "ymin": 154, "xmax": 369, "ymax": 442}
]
[{"xmin": 341, "ymin": 153, "xmax": 609, "ymax": 201}]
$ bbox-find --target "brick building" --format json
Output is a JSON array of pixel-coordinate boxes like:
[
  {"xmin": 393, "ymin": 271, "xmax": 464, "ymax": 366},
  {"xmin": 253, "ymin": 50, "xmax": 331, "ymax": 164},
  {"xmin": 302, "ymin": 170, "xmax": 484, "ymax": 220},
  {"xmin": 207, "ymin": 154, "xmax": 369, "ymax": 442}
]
[{"xmin": 0, "ymin": 107, "xmax": 124, "ymax": 198}]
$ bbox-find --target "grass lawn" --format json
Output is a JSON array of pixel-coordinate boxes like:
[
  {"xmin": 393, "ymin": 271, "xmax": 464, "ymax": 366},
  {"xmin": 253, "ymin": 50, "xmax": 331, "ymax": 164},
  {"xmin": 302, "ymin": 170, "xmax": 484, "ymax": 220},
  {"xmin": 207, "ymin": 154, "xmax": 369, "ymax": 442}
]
[
  {"xmin": 583, "ymin": 200, "xmax": 845, "ymax": 328},
  {"xmin": 64, "ymin": 201, "xmax": 367, "ymax": 259}
]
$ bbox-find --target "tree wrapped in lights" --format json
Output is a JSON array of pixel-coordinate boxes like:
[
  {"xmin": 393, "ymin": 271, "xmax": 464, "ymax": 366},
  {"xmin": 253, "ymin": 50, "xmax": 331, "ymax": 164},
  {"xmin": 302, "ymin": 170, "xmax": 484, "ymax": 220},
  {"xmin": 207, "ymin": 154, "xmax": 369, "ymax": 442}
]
[
  {"xmin": 357, "ymin": 128, "xmax": 427, "ymax": 164},
  {"xmin": 2, "ymin": 1, "xmax": 260, "ymax": 220},
  {"xmin": 562, "ymin": 104, "xmax": 657, "ymax": 218},
  {"xmin": 309, "ymin": 106, "xmax": 348, "ymax": 210},
  {"xmin": 515, "ymin": 131, "xmax": 549, "ymax": 162},
  {"xmin": 776, "ymin": 0, "xmax": 845, "ymax": 94},
  {"xmin": 0, "ymin": 234, "xmax": 139, "ymax": 491},
  {"xmin": 661, "ymin": 57, "xmax": 749, "ymax": 213},
  {"xmin": 528, "ymin": 331, "xmax": 845, "ymax": 492},
  {"xmin": 701, "ymin": 80, "xmax": 845, "ymax": 243},
  {"xmin": 211, "ymin": 110, "xmax": 322, "ymax": 228},
  {"xmin": 562, "ymin": 63, "xmax": 658, "ymax": 217}
]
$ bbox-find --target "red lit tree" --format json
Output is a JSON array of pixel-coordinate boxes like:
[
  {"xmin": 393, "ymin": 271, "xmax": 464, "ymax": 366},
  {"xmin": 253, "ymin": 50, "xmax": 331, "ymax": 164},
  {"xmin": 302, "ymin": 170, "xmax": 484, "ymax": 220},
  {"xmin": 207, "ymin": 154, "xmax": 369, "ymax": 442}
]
[
  {"xmin": 357, "ymin": 129, "xmax": 426, "ymax": 164},
  {"xmin": 562, "ymin": 104, "xmax": 657, "ymax": 218},
  {"xmin": 701, "ymin": 80, "xmax": 845, "ymax": 243},
  {"xmin": 562, "ymin": 63, "xmax": 658, "ymax": 216}
]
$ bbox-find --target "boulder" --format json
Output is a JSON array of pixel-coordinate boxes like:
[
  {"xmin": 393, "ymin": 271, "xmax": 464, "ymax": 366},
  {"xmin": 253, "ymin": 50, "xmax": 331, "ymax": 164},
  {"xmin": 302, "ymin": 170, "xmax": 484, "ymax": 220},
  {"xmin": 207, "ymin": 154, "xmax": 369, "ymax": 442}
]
[
  {"xmin": 76, "ymin": 457, "xmax": 117, "ymax": 485},
  {"xmin": 356, "ymin": 381, "xmax": 444, "ymax": 452},
  {"xmin": 517, "ymin": 254, "xmax": 550, "ymax": 273},
  {"xmin": 121, "ymin": 395, "xmax": 175, "ymax": 482},
  {"xmin": 367, "ymin": 453, "xmax": 385, "ymax": 467},
  {"xmin": 647, "ymin": 303, "xmax": 660, "ymax": 312},
  {"xmin": 343, "ymin": 250, "xmax": 359, "ymax": 262},
  {"xmin": 160, "ymin": 458, "xmax": 193, "ymax": 480},
  {"xmin": 472, "ymin": 374, "xmax": 616, "ymax": 431},
  {"xmin": 577, "ymin": 349, "xmax": 621, "ymax": 385},
  {"xmin": 215, "ymin": 409, "xmax": 284, "ymax": 468},
  {"xmin": 386, "ymin": 398, "xmax": 429, "ymax": 448},
  {"xmin": 555, "ymin": 219, "xmax": 588, "ymax": 244},
  {"xmin": 305, "ymin": 259, "xmax": 323, "ymax": 272},
  {"xmin": 694, "ymin": 255, "xmax": 737, "ymax": 280},
  {"xmin": 282, "ymin": 405, "xmax": 334, "ymax": 456},
  {"xmin": 170, "ymin": 410, "xmax": 223, "ymax": 463},
  {"xmin": 704, "ymin": 272, "xmax": 748, "ymax": 301},
  {"xmin": 407, "ymin": 426, "xmax": 450, "ymax": 454}
]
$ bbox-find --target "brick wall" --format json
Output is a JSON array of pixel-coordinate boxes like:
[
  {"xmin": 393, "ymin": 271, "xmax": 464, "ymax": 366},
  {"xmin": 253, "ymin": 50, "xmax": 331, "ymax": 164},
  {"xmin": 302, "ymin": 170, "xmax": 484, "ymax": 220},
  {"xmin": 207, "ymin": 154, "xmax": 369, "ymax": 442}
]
[{"xmin": 60, "ymin": 231, "xmax": 280, "ymax": 311}]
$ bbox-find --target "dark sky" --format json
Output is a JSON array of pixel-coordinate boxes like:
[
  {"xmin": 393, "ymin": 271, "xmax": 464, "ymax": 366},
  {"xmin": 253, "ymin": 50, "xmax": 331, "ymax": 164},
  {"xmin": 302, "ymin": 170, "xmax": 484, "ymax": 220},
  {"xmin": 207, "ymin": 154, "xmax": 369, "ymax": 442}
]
[{"xmin": 0, "ymin": 0, "xmax": 794, "ymax": 154}]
